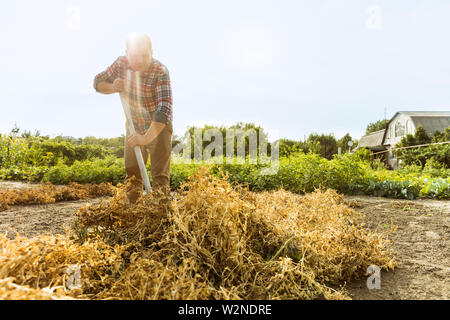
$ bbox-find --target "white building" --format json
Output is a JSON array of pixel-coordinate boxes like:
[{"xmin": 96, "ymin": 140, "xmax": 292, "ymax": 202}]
[{"xmin": 354, "ymin": 111, "xmax": 450, "ymax": 169}]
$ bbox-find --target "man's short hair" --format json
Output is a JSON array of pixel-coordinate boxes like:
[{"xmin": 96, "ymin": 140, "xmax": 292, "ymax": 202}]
[{"xmin": 126, "ymin": 32, "xmax": 152, "ymax": 52}]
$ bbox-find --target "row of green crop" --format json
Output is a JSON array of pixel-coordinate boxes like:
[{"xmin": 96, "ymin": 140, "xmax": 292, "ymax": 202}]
[
  {"xmin": 0, "ymin": 150, "xmax": 448, "ymax": 199},
  {"xmin": 0, "ymin": 134, "xmax": 115, "ymax": 168},
  {"xmin": 214, "ymin": 153, "xmax": 449, "ymax": 199}
]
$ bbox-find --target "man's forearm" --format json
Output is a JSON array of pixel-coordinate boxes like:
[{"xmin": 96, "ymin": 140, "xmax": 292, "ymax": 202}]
[
  {"xmin": 96, "ymin": 81, "xmax": 117, "ymax": 94},
  {"xmin": 144, "ymin": 121, "xmax": 166, "ymax": 145}
]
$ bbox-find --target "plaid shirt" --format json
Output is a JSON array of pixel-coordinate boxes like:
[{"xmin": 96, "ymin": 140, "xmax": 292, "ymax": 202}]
[{"xmin": 93, "ymin": 56, "xmax": 173, "ymax": 135}]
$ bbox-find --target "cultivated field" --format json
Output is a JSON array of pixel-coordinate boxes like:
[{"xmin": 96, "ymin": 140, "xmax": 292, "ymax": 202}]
[{"xmin": 0, "ymin": 177, "xmax": 448, "ymax": 300}]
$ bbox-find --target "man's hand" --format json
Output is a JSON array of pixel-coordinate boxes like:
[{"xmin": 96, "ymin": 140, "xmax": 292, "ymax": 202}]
[
  {"xmin": 127, "ymin": 122, "xmax": 166, "ymax": 148},
  {"xmin": 112, "ymin": 78, "xmax": 125, "ymax": 93},
  {"xmin": 127, "ymin": 133, "xmax": 147, "ymax": 148},
  {"xmin": 95, "ymin": 78, "xmax": 126, "ymax": 94}
]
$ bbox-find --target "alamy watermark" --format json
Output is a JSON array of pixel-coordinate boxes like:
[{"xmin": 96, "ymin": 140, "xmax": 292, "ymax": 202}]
[
  {"xmin": 65, "ymin": 264, "xmax": 82, "ymax": 290},
  {"xmin": 66, "ymin": 5, "xmax": 81, "ymax": 31},
  {"xmin": 171, "ymin": 128, "xmax": 279, "ymax": 175},
  {"xmin": 366, "ymin": 5, "xmax": 382, "ymax": 30},
  {"xmin": 366, "ymin": 265, "xmax": 381, "ymax": 290}
]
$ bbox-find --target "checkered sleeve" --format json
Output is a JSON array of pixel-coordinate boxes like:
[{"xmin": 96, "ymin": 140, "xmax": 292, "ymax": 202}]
[
  {"xmin": 153, "ymin": 67, "xmax": 172, "ymax": 124},
  {"xmin": 93, "ymin": 57, "xmax": 122, "ymax": 92}
]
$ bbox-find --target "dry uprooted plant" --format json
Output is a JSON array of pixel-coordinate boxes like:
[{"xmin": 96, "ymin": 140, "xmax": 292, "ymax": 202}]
[
  {"xmin": 0, "ymin": 167, "xmax": 396, "ymax": 300},
  {"xmin": 0, "ymin": 182, "xmax": 116, "ymax": 211}
]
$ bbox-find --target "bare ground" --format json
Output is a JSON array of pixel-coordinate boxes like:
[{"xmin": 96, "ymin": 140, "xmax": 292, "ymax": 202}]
[
  {"xmin": 0, "ymin": 181, "xmax": 448, "ymax": 300},
  {"xmin": 0, "ymin": 181, "xmax": 104, "ymax": 238},
  {"xmin": 343, "ymin": 195, "xmax": 449, "ymax": 300}
]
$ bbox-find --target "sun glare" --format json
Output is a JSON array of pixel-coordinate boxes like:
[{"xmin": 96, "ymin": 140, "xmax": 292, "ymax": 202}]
[{"xmin": 222, "ymin": 26, "xmax": 278, "ymax": 71}]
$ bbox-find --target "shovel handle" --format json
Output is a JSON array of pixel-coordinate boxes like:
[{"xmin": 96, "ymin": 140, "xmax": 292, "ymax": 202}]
[{"xmin": 120, "ymin": 93, "xmax": 152, "ymax": 194}]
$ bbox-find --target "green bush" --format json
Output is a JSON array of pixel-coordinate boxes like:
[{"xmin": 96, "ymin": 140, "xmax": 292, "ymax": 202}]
[
  {"xmin": 42, "ymin": 157, "xmax": 125, "ymax": 185},
  {"xmin": 1, "ymin": 134, "xmax": 115, "ymax": 169},
  {"xmin": 396, "ymin": 125, "xmax": 450, "ymax": 168},
  {"xmin": 0, "ymin": 166, "xmax": 48, "ymax": 182},
  {"xmin": 0, "ymin": 134, "xmax": 29, "ymax": 168},
  {"xmin": 29, "ymin": 141, "xmax": 113, "ymax": 166},
  {"xmin": 397, "ymin": 144, "xmax": 450, "ymax": 168}
]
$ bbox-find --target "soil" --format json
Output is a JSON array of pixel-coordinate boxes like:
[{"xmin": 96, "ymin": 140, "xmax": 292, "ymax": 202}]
[
  {"xmin": 0, "ymin": 180, "xmax": 104, "ymax": 238},
  {"xmin": 343, "ymin": 194, "xmax": 449, "ymax": 300},
  {"xmin": 0, "ymin": 180, "xmax": 448, "ymax": 300}
]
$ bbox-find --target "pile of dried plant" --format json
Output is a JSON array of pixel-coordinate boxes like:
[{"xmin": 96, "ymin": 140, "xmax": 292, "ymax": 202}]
[
  {"xmin": 0, "ymin": 278, "xmax": 75, "ymax": 300},
  {"xmin": 0, "ymin": 182, "xmax": 116, "ymax": 211},
  {"xmin": 0, "ymin": 167, "xmax": 396, "ymax": 300}
]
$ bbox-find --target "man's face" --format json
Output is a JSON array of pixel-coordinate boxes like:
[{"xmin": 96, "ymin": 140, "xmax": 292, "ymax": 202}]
[{"xmin": 126, "ymin": 44, "xmax": 152, "ymax": 72}]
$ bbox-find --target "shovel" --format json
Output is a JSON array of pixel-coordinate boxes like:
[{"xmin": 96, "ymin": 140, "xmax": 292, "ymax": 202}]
[{"xmin": 120, "ymin": 71, "xmax": 152, "ymax": 195}]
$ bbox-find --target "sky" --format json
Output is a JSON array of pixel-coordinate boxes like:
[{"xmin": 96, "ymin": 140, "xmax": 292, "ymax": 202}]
[{"xmin": 0, "ymin": 0, "xmax": 449, "ymax": 142}]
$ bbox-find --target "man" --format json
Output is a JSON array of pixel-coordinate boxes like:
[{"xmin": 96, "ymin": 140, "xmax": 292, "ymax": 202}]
[{"xmin": 93, "ymin": 33, "xmax": 173, "ymax": 203}]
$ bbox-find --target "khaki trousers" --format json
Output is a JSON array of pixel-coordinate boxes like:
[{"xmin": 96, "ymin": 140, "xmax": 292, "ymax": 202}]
[{"xmin": 124, "ymin": 121, "xmax": 173, "ymax": 203}]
